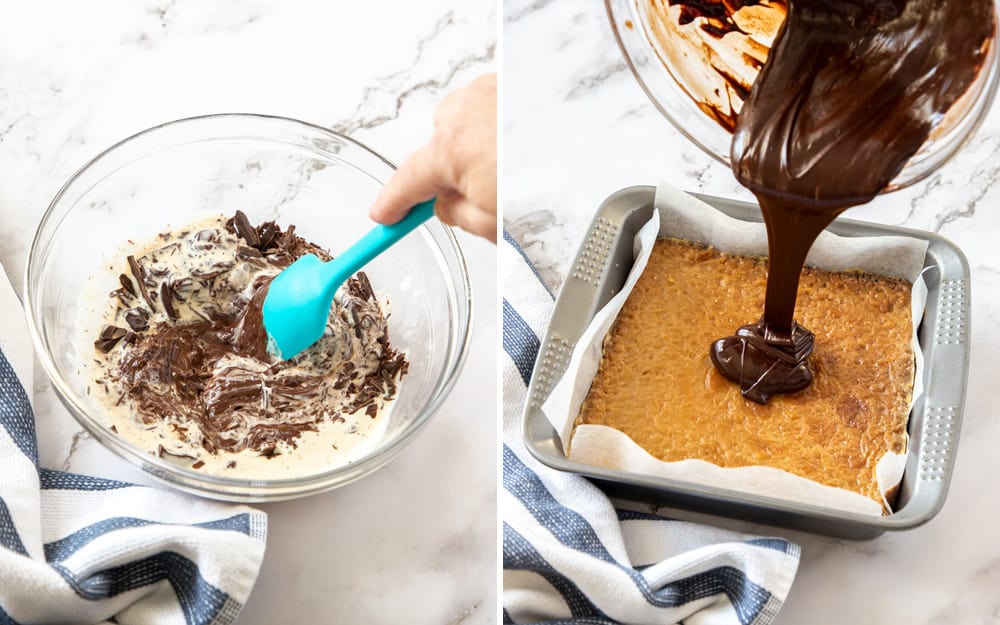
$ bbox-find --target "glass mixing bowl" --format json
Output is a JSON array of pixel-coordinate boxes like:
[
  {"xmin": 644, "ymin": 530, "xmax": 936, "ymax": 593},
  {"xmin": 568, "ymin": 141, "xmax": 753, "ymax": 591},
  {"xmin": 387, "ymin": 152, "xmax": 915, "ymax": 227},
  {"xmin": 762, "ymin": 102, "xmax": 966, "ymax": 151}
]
[
  {"xmin": 607, "ymin": 0, "xmax": 1000, "ymax": 190},
  {"xmin": 25, "ymin": 114, "xmax": 472, "ymax": 502}
]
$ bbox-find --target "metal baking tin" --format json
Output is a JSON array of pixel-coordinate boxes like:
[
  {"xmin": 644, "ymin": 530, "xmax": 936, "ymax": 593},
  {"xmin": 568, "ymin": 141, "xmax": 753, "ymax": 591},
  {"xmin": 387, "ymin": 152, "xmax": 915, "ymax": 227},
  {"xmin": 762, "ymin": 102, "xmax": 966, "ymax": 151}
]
[{"xmin": 521, "ymin": 185, "xmax": 971, "ymax": 540}]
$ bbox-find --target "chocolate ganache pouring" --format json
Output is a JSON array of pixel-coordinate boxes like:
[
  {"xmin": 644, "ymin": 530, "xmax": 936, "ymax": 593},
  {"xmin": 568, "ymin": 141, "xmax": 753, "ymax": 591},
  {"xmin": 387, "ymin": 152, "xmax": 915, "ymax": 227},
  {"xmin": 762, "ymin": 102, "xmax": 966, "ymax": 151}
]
[{"xmin": 708, "ymin": 0, "xmax": 994, "ymax": 403}]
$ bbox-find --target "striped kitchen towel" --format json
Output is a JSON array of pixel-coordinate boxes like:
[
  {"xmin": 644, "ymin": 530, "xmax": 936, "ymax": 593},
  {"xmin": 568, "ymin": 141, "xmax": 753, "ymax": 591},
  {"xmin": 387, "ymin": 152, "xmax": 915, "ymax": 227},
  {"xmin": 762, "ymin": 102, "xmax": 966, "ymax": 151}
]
[
  {"xmin": 501, "ymin": 231, "xmax": 800, "ymax": 625},
  {"xmin": 0, "ymin": 265, "xmax": 266, "ymax": 625}
]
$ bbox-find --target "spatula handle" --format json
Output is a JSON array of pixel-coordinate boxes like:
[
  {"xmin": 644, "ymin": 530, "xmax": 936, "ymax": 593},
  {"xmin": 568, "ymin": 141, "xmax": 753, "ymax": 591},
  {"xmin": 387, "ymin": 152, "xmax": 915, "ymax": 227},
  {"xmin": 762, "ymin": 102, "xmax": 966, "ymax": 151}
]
[{"xmin": 325, "ymin": 199, "xmax": 437, "ymax": 282}]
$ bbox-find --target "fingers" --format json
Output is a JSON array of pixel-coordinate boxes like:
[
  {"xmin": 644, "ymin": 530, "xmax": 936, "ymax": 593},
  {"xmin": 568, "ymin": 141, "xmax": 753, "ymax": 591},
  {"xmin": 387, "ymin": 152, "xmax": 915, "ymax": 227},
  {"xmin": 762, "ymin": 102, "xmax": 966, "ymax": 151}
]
[
  {"xmin": 435, "ymin": 191, "xmax": 497, "ymax": 243},
  {"xmin": 369, "ymin": 72, "xmax": 498, "ymax": 244},
  {"xmin": 368, "ymin": 136, "xmax": 496, "ymax": 242},
  {"xmin": 369, "ymin": 143, "xmax": 449, "ymax": 225}
]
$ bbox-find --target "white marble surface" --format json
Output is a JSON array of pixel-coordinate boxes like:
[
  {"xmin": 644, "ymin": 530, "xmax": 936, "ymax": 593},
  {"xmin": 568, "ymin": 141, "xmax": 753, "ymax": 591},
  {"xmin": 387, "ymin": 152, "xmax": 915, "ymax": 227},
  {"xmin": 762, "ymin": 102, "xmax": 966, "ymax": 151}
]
[
  {"xmin": 505, "ymin": 1, "xmax": 1000, "ymax": 622},
  {"xmin": 1, "ymin": 2, "xmax": 496, "ymax": 624}
]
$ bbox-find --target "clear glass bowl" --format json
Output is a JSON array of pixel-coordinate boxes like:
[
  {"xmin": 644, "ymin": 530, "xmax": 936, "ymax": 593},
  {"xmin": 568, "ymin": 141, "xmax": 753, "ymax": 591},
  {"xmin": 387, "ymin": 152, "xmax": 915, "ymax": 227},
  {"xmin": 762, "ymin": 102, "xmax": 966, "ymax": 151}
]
[
  {"xmin": 607, "ymin": 0, "xmax": 1000, "ymax": 190},
  {"xmin": 25, "ymin": 114, "xmax": 472, "ymax": 502}
]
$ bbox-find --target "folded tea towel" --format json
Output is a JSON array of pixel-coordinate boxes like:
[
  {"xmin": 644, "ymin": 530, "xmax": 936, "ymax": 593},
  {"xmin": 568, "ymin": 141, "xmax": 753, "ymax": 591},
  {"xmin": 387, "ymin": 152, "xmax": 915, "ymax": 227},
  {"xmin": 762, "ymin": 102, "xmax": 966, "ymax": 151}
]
[
  {"xmin": 0, "ymin": 266, "xmax": 266, "ymax": 625},
  {"xmin": 501, "ymin": 231, "xmax": 800, "ymax": 625}
]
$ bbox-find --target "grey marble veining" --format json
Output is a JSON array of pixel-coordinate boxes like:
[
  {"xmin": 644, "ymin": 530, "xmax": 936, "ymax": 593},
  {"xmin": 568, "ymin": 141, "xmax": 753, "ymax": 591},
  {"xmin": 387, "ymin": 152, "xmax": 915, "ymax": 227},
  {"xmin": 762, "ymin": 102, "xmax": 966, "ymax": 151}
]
[
  {"xmin": 504, "ymin": 1, "xmax": 1000, "ymax": 623},
  {"xmin": 332, "ymin": 11, "xmax": 497, "ymax": 136}
]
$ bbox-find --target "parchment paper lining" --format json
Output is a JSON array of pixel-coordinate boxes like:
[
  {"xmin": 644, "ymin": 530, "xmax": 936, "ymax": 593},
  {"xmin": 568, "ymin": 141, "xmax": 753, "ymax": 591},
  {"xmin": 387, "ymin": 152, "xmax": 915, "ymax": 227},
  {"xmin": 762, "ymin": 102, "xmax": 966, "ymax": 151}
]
[{"xmin": 543, "ymin": 183, "xmax": 928, "ymax": 517}]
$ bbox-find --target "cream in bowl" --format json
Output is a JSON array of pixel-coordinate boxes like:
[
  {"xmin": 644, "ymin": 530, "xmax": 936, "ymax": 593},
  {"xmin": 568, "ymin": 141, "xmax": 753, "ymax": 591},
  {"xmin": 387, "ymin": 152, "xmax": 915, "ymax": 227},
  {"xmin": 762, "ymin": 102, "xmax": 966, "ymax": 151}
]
[
  {"xmin": 26, "ymin": 114, "xmax": 471, "ymax": 501},
  {"xmin": 82, "ymin": 212, "xmax": 407, "ymax": 480}
]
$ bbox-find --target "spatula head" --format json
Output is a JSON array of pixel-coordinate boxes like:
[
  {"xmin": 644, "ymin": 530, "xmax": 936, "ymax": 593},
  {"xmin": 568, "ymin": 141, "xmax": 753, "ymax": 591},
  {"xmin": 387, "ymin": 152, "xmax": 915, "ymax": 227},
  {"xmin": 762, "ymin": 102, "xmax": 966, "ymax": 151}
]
[{"xmin": 262, "ymin": 253, "xmax": 336, "ymax": 359}]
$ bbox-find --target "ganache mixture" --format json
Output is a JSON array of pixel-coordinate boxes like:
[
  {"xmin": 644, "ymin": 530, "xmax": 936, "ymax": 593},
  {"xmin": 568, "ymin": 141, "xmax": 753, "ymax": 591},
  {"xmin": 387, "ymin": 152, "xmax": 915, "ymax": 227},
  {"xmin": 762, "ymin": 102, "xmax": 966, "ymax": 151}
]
[
  {"xmin": 88, "ymin": 211, "xmax": 407, "ymax": 475},
  {"xmin": 695, "ymin": 0, "xmax": 995, "ymax": 402}
]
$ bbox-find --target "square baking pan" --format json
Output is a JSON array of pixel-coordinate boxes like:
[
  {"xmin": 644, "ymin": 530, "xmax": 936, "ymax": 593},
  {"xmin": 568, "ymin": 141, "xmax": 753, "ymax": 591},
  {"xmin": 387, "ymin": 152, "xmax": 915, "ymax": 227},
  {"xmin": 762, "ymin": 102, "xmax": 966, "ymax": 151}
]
[{"xmin": 522, "ymin": 185, "xmax": 970, "ymax": 540}]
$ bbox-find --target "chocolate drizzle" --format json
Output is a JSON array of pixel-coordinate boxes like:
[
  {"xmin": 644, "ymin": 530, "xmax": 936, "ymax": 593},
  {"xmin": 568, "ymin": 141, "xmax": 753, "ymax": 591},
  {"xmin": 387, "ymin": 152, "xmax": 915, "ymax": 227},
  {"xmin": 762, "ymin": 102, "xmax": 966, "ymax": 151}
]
[
  {"xmin": 95, "ymin": 213, "xmax": 408, "ymax": 458},
  {"xmin": 710, "ymin": 321, "xmax": 813, "ymax": 403},
  {"xmin": 710, "ymin": 0, "xmax": 994, "ymax": 402}
]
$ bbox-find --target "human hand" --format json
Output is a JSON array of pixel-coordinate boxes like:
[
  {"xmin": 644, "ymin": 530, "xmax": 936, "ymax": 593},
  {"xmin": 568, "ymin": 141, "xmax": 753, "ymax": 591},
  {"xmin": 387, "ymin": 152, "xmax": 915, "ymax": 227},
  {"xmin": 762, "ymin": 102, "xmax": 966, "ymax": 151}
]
[{"xmin": 369, "ymin": 73, "xmax": 497, "ymax": 243}]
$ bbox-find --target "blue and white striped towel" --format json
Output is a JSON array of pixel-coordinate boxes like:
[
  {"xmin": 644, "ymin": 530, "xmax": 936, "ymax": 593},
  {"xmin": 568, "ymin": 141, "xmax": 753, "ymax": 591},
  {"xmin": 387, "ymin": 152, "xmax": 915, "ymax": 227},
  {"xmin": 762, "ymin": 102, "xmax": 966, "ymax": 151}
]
[
  {"xmin": 502, "ymin": 232, "xmax": 801, "ymax": 625},
  {"xmin": 0, "ymin": 265, "xmax": 266, "ymax": 625}
]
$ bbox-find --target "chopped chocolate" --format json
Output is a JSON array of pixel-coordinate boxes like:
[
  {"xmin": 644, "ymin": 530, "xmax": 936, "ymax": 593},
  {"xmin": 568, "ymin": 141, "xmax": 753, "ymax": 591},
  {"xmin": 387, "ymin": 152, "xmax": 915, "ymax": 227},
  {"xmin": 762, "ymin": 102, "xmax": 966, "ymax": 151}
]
[
  {"xmin": 346, "ymin": 308, "xmax": 362, "ymax": 339},
  {"xmin": 201, "ymin": 436, "xmax": 217, "ymax": 454},
  {"xmin": 258, "ymin": 221, "xmax": 279, "ymax": 251},
  {"xmin": 99, "ymin": 325, "xmax": 128, "ymax": 340},
  {"xmin": 160, "ymin": 281, "xmax": 179, "ymax": 320},
  {"xmin": 333, "ymin": 371, "xmax": 351, "ymax": 390},
  {"xmin": 169, "ymin": 423, "xmax": 190, "ymax": 442},
  {"xmin": 124, "ymin": 307, "xmax": 150, "ymax": 332},
  {"xmin": 231, "ymin": 210, "xmax": 260, "ymax": 248},
  {"xmin": 349, "ymin": 272, "xmax": 375, "ymax": 301},
  {"xmin": 191, "ymin": 259, "xmax": 234, "ymax": 279},
  {"xmin": 237, "ymin": 246, "xmax": 263, "ymax": 259},
  {"xmin": 93, "ymin": 212, "xmax": 408, "ymax": 474},
  {"xmin": 157, "ymin": 444, "xmax": 198, "ymax": 461},
  {"xmin": 127, "ymin": 255, "xmax": 155, "ymax": 310},
  {"xmin": 191, "ymin": 460, "xmax": 205, "ymax": 470},
  {"xmin": 94, "ymin": 325, "xmax": 129, "ymax": 353},
  {"xmin": 119, "ymin": 274, "xmax": 136, "ymax": 297}
]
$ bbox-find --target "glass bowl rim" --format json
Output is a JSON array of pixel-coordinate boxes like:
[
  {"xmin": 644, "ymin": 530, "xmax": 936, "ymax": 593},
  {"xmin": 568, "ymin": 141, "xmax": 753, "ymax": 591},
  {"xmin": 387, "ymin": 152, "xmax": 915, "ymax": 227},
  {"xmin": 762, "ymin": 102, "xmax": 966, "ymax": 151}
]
[{"xmin": 24, "ymin": 112, "xmax": 474, "ymax": 501}]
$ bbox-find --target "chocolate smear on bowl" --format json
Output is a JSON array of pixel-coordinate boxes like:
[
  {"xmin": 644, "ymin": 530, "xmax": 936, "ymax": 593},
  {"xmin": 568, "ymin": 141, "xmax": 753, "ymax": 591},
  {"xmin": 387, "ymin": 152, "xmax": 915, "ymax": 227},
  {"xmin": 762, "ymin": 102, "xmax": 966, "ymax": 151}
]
[
  {"xmin": 709, "ymin": 0, "xmax": 995, "ymax": 402},
  {"xmin": 644, "ymin": 0, "xmax": 786, "ymax": 131}
]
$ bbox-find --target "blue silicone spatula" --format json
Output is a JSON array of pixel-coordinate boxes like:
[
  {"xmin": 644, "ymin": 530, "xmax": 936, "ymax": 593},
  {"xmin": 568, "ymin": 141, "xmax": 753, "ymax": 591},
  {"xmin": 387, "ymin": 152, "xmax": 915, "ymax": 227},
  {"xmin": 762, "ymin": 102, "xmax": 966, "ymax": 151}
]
[{"xmin": 262, "ymin": 198, "xmax": 436, "ymax": 359}]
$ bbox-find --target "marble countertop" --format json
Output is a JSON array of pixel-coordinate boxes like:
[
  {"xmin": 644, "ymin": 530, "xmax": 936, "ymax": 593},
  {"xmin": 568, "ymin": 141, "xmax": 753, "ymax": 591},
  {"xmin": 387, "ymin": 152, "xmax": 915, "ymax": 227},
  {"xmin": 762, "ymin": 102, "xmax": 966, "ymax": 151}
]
[
  {"xmin": 1, "ymin": 2, "xmax": 496, "ymax": 624},
  {"xmin": 505, "ymin": 1, "xmax": 1000, "ymax": 622}
]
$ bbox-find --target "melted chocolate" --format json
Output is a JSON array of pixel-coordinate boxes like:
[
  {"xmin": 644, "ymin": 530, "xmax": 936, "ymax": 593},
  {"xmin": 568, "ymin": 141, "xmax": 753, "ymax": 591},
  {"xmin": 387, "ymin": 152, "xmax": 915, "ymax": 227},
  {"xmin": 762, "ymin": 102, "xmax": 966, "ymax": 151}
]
[
  {"xmin": 710, "ymin": 0, "xmax": 994, "ymax": 402},
  {"xmin": 671, "ymin": 0, "xmax": 765, "ymax": 33},
  {"xmin": 98, "ymin": 214, "xmax": 408, "ymax": 457}
]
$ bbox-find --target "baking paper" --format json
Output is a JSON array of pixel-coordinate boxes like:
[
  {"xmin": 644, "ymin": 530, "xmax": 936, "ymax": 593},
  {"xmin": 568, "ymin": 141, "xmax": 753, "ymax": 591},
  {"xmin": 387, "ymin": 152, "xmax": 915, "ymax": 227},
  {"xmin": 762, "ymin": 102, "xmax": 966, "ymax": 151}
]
[{"xmin": 543, "ymin": 183, "xmax": 928, "ymax": 517}]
